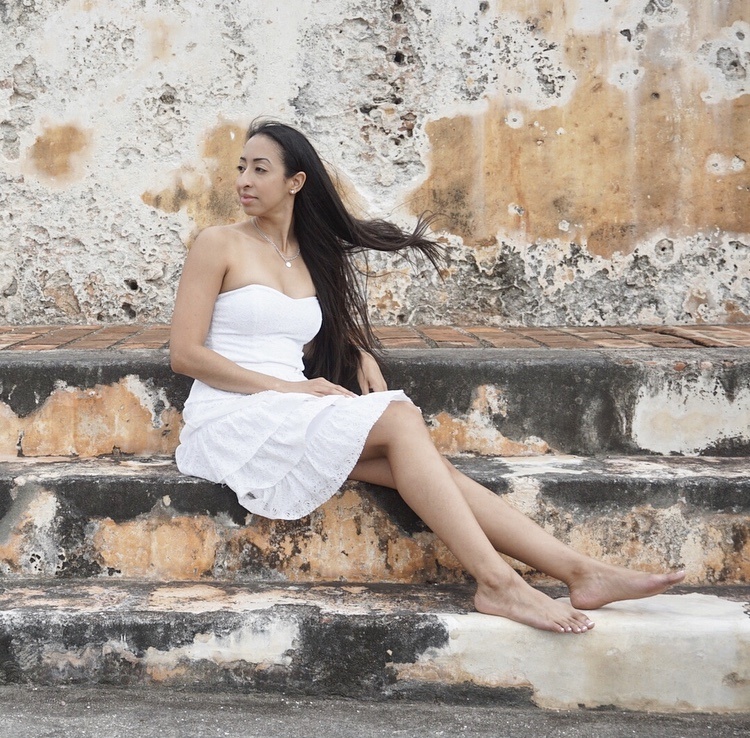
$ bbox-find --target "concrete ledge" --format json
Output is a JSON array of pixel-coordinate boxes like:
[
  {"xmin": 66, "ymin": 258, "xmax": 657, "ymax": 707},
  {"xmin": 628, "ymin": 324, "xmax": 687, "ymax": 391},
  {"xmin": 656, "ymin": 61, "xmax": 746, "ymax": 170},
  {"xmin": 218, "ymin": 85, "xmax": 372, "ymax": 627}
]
[
  {"xmin": 1, "ymin": 347, "xmax": 749, "ymax": 457},
  {"xmin": 0, "ymin": 581, "xmax": 747, "ymax": 712},
  {"xmin": 0, "ymin": 455, "xmax": 747, "ymax": 585},
  {"xmin": 389, "ymin": 348, "xmax": 750, "ymax": 456}
]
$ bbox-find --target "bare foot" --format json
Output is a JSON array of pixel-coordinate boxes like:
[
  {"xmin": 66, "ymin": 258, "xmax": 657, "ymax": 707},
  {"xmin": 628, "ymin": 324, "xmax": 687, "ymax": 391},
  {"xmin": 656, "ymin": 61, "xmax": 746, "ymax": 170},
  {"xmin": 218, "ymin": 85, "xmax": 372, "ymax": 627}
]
[
  {"xmin": 568, "ymin": 563, "xmax": 686, "ymax": 610},
  {"xmin": 475, "ymin": 570, "xmax": 595, "ymax": 634}
]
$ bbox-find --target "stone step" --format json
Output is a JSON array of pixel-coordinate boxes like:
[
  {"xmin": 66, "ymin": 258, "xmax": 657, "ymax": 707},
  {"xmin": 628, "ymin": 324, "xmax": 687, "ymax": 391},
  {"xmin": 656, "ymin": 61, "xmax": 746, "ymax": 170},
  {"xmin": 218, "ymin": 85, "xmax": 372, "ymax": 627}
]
[
  {"xmin": 0, "ymin": 346, "xmax": 749, "ymax": 458},
  {"xmin": 0, "ymin": 580, "xmax": 747, "ymax": 712},
  {"xmin": 1, "ymin": 455, "xmax": 747, "ymax": 585}
]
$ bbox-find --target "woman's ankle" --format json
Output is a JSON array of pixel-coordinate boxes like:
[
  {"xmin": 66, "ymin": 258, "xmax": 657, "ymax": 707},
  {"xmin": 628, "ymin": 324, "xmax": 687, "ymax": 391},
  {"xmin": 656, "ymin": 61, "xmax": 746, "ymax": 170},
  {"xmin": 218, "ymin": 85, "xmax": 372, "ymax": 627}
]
[{"xmin": 474, "ymin": 562, "xmax": 518, "ymax": 592}]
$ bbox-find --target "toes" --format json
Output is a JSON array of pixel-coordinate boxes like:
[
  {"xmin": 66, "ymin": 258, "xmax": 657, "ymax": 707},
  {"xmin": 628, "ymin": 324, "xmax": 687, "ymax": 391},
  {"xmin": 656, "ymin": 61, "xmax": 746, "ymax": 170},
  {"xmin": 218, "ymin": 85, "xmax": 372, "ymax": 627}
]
[
  {"xmin": 558, "ymin": 611, "xmax": 594, "ymax": 634},
  {"xmin": 569, "ymin": 613, "xmax": 595, "ymax": 633},
  {"xmin": 562, "ymin": 624, "xmax": 585, "ymax": 634},
  {"xmin": 573, "ymin": 612, "xmax": 594, "ymax": 627}
]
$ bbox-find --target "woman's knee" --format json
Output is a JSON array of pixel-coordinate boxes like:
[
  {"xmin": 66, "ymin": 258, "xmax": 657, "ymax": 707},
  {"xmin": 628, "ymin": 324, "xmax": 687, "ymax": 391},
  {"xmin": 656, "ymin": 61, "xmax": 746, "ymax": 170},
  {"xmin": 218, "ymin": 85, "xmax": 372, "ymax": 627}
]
[
  {"xmin": 384, "ymin": 399, "xmax": 425, "ymax": 428},
  {"xmin": 370, "ymin": 400, "xmax": 427, "ymax": 445}
]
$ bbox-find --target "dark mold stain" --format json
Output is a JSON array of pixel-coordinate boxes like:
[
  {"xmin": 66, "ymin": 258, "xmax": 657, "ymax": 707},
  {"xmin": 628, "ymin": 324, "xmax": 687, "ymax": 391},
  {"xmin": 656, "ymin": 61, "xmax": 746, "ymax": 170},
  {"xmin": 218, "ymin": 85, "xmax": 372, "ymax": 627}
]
[{"xmin": 294, "ymin": 612, "xmax": 448, "ymax": 697}]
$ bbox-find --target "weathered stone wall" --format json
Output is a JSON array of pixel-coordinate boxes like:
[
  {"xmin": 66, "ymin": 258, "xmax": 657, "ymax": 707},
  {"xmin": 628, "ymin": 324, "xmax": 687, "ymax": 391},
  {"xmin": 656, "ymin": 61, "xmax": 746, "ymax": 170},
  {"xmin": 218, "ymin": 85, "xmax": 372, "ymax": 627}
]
[{"xmin": 0, "ymin": 0, "xmax": 747, "ymax": 326}]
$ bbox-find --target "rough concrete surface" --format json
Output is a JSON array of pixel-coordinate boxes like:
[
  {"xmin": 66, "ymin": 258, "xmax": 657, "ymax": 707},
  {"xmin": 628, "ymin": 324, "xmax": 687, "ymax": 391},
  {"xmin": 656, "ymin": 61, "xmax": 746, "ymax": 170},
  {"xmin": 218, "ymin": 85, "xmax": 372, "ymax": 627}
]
[
  {"xmin": 1, "ymin": 347, "xmax": 749, "ymax": 457},
  {"xmin": 0, "ymin": 687, "xmax": 749, "ymax": 738},
  {"xmin": 0, "ymin": 686, "xmax": 750, "ymax": 738},
  {"xmin": 0, "ymin": 1, "xmax": 747, "ymax": 326},
  {"xmin": 0, "ymin": 581, "xmax": 748, "ymax": 712},
  {"xmin": 0, "ymin": 454, "xmax": 747, "ymax": 585}
]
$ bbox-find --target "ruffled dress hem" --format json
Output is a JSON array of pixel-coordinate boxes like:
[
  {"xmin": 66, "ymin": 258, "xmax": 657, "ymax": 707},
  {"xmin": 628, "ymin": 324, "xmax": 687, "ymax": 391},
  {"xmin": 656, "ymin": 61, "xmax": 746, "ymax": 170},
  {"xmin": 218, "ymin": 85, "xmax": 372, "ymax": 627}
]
[{"xmin": 176, "ymin": 389, "xmax": 410, "ymax": 520}]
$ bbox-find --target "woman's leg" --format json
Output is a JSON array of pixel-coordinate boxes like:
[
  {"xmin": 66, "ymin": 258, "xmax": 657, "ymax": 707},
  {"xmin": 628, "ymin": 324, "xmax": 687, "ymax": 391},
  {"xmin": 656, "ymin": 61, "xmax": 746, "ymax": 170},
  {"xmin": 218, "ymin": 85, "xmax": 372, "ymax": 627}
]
[
  {"xmin": 351, "ymin": 454, "xmax": 685, "ymax": 610},
  {"xmin": 354, "ymin": 402, "xmax": 595, "ymax": 633}
]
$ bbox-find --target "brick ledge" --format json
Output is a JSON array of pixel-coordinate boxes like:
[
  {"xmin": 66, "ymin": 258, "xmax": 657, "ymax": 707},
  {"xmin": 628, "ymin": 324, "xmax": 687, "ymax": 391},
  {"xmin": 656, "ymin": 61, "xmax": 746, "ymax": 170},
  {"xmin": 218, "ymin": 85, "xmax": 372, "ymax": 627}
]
[{"xmin": 0, "ymin": 324, "xmax": 749, "ymax": 351}]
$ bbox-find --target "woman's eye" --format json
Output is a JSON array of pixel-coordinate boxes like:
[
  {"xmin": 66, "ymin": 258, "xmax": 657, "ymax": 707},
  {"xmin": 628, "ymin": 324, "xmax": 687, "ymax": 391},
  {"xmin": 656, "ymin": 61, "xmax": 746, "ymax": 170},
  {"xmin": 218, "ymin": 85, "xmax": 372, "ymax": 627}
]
[
  {"xmin": 236, "ymin": 165, "xmax": 245, "ymax": 173},
  {"xmin": 255, "ymin": 167, "xmax": 266, "ymax": 173}
]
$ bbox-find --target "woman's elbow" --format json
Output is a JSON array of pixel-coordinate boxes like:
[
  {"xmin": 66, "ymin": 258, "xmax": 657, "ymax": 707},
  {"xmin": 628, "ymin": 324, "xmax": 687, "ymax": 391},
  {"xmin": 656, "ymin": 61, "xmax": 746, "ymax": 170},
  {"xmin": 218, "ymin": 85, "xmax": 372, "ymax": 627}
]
[
  {"xmin": 169, "ymin": 345, "xmax": 193, "ymax": 376},
  {"xmin": 169, "ymin": 350, "xmax": 184, "ymax": 375}
]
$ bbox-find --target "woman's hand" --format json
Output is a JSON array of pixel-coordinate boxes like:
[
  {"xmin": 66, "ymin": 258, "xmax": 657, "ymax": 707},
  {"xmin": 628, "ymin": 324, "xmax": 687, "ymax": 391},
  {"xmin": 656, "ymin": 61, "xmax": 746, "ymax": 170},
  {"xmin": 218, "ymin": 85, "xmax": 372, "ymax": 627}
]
[
  {"xmin": 283, "ymin": 378, "xmax": 357, "ymax": 397},
  {"xmin": 357, "ymin": 351, "xmax": 388, "ymax": 395}
]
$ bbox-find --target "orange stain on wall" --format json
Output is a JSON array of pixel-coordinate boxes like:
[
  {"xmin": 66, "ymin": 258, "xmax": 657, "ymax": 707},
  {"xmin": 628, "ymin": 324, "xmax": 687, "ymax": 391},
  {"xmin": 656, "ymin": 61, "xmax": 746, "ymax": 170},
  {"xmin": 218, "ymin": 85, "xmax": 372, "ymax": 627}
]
[
  {"xmin": 142, "ymin": 122, "xmax": 247, "ymax": 238},
  {"xmin": 28, "ymin": 123, "xmax": 92, "ymax": 182},
  {"xmin": 411, "ymin": 9, "xmax": 750, "ymax": 258}
]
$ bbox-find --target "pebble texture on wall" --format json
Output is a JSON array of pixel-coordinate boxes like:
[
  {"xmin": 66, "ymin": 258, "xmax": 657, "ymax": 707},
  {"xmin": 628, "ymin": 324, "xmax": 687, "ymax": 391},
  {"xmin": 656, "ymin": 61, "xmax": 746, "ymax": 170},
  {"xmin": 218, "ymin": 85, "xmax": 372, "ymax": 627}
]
[{"xmin": 0, "ymin": 0, "xmax": 747, "ymax": 326}]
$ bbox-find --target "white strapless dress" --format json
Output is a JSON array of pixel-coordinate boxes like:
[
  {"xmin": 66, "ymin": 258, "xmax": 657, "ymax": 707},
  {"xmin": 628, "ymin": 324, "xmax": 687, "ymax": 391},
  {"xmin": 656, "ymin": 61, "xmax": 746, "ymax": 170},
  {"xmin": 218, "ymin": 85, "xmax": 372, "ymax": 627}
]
[{"xmin": 175, "ymin": 284, "xmax": 411, "ymax": 520}]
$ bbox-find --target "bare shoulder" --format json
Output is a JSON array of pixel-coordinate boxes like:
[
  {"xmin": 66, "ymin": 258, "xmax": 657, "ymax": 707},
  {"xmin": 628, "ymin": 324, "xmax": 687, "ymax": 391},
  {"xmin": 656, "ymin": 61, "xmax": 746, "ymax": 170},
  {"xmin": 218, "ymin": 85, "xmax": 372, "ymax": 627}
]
[
  {"xmin": 187, "ymin": 225, "xmax": 248, "ymax": 268},
  {"xmin": 190, "ymin": 224, "xmax": 242, "ymax": 252}
]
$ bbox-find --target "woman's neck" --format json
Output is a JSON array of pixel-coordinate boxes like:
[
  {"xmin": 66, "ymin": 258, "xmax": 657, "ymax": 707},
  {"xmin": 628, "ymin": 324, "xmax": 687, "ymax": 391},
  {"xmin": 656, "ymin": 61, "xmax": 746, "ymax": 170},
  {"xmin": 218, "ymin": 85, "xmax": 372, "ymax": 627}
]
[{"xmin": 253, "ymin": 212, "xmax": 296, "ymax": 253}]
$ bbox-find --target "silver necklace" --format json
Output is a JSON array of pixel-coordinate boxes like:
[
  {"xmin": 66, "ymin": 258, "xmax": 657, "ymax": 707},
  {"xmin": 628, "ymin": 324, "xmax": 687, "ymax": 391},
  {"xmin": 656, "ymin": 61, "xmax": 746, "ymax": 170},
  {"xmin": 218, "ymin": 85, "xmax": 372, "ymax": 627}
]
[{"xmin": 252, "ymin": 219, "xmax": 300, "ymax": 268}]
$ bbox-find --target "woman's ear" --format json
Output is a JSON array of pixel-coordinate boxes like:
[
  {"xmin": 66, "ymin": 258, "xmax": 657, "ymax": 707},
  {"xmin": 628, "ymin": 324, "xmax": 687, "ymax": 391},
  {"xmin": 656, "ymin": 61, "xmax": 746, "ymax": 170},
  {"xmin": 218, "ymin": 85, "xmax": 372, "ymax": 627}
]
[{"xmin": 289, "ymin": 171, "xmax": 306, "ymax": 194}]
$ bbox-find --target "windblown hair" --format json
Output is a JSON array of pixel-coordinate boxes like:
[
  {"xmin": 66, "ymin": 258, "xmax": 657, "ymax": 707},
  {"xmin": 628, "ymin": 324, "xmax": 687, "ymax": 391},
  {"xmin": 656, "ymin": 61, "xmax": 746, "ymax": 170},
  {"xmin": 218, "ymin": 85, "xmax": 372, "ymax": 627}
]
[{"xmin": 246, "ymin": 119, "xmax": 442, "ymax": 388}]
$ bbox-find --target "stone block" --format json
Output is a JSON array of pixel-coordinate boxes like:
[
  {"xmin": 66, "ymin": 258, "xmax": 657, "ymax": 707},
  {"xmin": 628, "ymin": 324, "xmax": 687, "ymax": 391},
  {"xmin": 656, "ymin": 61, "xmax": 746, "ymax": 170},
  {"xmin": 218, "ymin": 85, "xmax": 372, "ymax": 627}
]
[
  {"xmin": 0, "ymin": 581, "xmax": 747, "ymax": 712},
  {"xmin": 0, "ymin": 456, "xmax": 746, "ymax": 586}
]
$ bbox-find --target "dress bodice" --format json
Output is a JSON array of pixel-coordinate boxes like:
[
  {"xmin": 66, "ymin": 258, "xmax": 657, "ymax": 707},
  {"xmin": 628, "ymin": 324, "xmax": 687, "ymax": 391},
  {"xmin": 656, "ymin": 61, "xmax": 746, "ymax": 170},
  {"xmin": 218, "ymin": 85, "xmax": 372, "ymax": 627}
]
[{"xmin": 184, "ymin": 283, "xmax": 322, "ymax": 406}]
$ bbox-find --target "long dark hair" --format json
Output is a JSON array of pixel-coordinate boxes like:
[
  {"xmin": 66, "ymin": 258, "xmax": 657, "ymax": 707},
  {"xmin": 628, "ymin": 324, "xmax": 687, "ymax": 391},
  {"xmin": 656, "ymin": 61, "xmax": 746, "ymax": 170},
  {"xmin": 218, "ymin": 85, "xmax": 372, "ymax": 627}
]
[{"xmin": 246, "ymin": 119, "xmax": 442, "ymax": 387}]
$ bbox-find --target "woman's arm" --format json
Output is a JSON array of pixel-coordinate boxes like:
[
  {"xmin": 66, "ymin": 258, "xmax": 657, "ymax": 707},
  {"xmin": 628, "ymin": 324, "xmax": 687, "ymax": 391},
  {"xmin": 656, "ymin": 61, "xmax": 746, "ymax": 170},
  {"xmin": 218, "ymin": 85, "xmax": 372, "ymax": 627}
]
[
  {"xmin": 170, "ymin": 228, "xmax": 285, "ymax": 394},
  {"xmin": 170, "ymin": 228, "xmax": 356, "ymax": 398},
  {"xmin": 356, "ymin": 349, "xmax": 388, "ymax": 394}
]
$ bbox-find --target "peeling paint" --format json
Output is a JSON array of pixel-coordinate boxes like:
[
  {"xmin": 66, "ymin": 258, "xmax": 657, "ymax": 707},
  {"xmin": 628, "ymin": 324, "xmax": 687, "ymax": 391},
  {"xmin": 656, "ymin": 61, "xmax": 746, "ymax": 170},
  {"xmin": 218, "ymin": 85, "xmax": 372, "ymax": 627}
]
[
  {"xmin": 632, "ymin": 374, "xmax": 750, "ymax": 455},
  {"xmin": 427, "ymin": 384, "xmax": 551, "ymax": 456},
  {"xmin": 141, "ymin": 121, "xmax": 246, "ymax": 238},
  {"xmin": 223, "ymin": 487, "xmax": 464, "ymax": 584},
  {"xmin": 397, "ymin": 594, "xmax": 750, "ymax": 712},
  {"xmin": 2, "ymin": 351, "xmax": 749, "ymax": 460},
  {"xmin": 93, "ymin": 515, "xmax": 221, "ymax": 579},
  {"xmin": 0, "ymin": 581, "xmax": 747, "ymax": 710},
  {"xmin": 140, "ymin": 619, "xmax": 298, "ymax": 671},
  {"xmin": 0, "ymin": 377, "xmax": 181, "ymax": 457},
  {"xmin": 697, "ymin": 20, "xmax": 750, "ymax": 103},
  {"xmin": 0, "ymin": 485, "xmax": 59, "ymax": 576}
]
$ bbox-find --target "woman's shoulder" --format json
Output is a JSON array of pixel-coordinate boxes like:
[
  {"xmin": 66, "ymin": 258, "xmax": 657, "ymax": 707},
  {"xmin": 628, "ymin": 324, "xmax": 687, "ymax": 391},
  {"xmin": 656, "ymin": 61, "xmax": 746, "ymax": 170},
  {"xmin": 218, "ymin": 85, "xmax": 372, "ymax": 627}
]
[
  {"xmin": 189, "ymin": 224, "xmax": 253, "ymax": 259},
  {"xmin": 192, "ymin": 223, "xmax": 246, "ymax": 247}
]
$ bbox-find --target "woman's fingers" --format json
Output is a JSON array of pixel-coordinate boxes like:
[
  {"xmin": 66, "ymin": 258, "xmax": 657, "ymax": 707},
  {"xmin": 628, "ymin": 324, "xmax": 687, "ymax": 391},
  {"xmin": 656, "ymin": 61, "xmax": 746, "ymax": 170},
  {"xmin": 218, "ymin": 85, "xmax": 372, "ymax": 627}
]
[
  {"xmin": 356, "ymin": 351, "xmax": 389, "ymax": 394},
  {"xmin": 322, "ymin": 385, "xmax": 356, "ymax": 397},
  {"xmin": 357, "ymin": 365, "xmax": 388, "ymax": 394},
  {"xmin": 310, "ymin": 378, "xmax": 357, "ymax": 397},
  {"xmin": 285, "ymin": 378, "xmax": 357, "ymax": 397},
  {"xmin": 357, "ymin": 367, "xmax": 370, "ymax": 395},
  {"xmin": 371, "ymin": 376, "xmax": 388, "ymax": 392}
]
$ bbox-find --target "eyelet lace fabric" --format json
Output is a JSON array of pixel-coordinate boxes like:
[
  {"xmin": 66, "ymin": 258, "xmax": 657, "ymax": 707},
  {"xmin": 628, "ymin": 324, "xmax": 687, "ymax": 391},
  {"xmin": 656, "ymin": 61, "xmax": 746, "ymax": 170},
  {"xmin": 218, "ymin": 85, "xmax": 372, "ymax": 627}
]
[{"xmin": 175, "ymin": 284, "xmax": 411, "ymax": 520}]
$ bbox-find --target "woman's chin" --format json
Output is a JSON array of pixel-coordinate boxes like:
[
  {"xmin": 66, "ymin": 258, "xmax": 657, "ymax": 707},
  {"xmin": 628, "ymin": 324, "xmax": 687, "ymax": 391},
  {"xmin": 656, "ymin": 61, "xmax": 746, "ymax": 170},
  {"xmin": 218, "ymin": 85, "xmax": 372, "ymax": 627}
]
[{"xmin": 239, "ymin": 198, "xmax": 260, "ymax": 212}]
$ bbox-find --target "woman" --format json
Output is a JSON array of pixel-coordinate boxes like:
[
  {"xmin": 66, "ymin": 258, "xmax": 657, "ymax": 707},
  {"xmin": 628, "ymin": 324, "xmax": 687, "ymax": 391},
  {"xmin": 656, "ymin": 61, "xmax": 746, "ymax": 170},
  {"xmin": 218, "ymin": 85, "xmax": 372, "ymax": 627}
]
[{"xmin": 170, "ymin": 119, "xmax": 684, "ymax": 634}]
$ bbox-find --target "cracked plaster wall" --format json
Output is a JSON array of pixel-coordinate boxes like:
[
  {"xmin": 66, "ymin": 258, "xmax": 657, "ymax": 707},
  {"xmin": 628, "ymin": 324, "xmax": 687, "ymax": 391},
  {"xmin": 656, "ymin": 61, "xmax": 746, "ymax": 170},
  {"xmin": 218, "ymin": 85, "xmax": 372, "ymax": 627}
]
[{"xmin": 0, "ymin": 0, "xmax": 748, "ymax": 326}]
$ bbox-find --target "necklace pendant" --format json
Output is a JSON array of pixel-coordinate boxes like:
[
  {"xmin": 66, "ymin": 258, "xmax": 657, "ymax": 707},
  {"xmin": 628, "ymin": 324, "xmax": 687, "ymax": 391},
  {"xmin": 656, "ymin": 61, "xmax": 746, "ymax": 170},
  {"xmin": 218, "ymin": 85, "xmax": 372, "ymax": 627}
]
[{"xmin": 285, "ymin": 261, "xmax": 292, "ymax": 268}]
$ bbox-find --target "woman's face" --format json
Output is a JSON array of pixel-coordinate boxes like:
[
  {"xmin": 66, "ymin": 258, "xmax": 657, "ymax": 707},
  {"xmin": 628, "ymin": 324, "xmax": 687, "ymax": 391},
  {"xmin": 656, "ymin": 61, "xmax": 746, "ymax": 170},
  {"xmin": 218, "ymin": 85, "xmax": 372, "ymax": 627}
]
[{"xmin": 236, "ymin": 134, "xmax": 298, "ymax": 217}]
